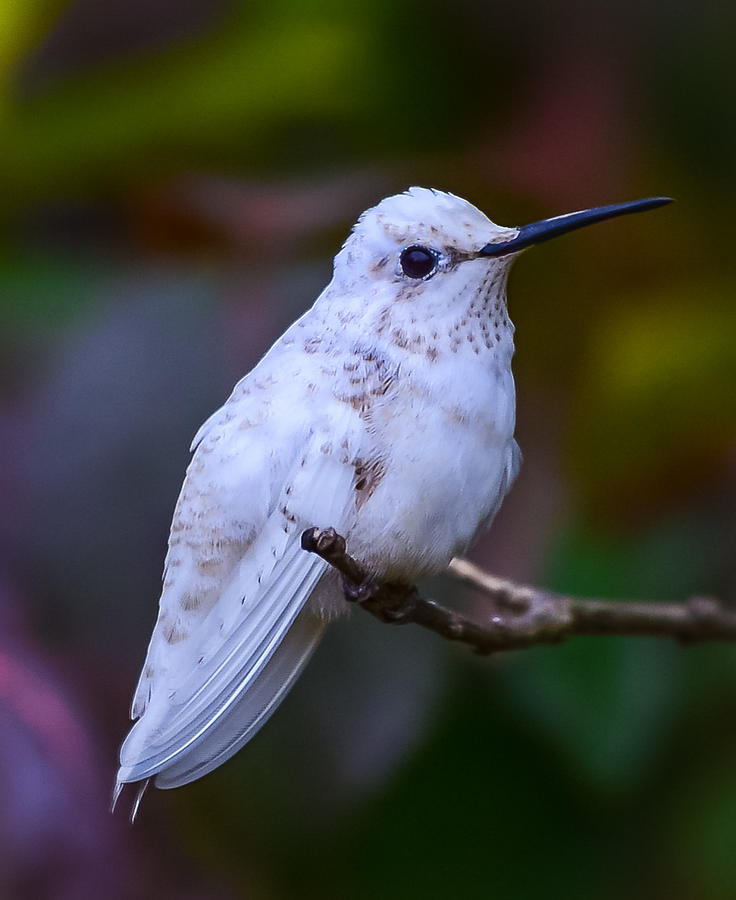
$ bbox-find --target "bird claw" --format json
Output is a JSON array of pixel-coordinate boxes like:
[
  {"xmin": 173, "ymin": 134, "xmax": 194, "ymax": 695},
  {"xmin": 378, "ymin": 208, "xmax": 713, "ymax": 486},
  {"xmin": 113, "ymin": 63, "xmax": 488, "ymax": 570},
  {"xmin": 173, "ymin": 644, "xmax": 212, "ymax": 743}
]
[
  {"xmin": 377, "ymin": 585, "xmax": 419, "ymax": 623},
  {"xmin": 342, "ymin": 575, "xmax": 380, "ymax": 604},
  {"xmin": 342, "ymin": 576, "xmax": 418, "ymax": 625}
]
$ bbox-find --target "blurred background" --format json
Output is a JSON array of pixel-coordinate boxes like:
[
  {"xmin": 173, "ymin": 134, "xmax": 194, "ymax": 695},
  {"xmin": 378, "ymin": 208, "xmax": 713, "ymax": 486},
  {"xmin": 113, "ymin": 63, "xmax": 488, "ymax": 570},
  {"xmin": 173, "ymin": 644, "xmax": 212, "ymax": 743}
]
[{"xmin": 1, "ymin": 0, "xmax": 735, "ymax": 897}]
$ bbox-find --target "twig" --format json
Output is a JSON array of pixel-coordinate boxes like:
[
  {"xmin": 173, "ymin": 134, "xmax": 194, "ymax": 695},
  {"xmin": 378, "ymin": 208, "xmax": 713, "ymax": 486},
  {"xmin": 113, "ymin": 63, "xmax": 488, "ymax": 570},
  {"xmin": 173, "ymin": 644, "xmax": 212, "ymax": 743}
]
[{"xmin": 301, "ymin": 527, "xmax": 736, "ymax": 654}]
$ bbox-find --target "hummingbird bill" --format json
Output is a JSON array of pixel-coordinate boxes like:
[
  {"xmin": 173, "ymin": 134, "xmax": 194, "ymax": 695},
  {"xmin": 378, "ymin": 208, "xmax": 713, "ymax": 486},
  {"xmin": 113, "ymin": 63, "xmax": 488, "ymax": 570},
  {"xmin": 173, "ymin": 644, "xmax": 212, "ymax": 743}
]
[{"xmin": 115, "ymin": 187, "xmax": 671, "ymax": 814}]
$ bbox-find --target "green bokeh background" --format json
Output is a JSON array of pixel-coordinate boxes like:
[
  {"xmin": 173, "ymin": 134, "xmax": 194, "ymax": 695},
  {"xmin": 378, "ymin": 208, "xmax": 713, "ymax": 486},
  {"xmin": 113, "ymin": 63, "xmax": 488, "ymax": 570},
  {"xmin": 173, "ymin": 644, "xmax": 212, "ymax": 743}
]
[{"xmin": 1, "ymin": 1, "xmax": 735, "ymax": 898}]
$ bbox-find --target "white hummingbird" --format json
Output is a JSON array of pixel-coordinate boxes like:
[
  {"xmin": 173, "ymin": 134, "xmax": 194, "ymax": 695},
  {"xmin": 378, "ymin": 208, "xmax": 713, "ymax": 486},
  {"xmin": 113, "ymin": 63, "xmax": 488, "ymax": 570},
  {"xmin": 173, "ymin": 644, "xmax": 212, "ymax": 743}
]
[{"xmin": 115, "ymin": 187, "xmax": 670, "ymax": 814}]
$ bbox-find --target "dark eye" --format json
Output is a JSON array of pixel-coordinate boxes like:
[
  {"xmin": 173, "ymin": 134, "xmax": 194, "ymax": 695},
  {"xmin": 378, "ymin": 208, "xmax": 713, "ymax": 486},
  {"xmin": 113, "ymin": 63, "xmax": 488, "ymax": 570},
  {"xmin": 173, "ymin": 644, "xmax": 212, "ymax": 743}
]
[{"xmin": 400, "ymin": 245, "xmax": 437, "ymax": 279}]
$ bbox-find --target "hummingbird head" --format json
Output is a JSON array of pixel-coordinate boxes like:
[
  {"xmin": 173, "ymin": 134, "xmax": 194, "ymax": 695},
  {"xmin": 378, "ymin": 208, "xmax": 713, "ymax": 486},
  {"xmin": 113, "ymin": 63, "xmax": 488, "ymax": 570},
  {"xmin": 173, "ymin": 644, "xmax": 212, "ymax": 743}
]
[
  {"xmin": 326, "ymin": 188, "xmax": 671, "ymax": 353},
  {"xmin": 333, "ymin": 187, "xmax": 518, "ymax": 304}
]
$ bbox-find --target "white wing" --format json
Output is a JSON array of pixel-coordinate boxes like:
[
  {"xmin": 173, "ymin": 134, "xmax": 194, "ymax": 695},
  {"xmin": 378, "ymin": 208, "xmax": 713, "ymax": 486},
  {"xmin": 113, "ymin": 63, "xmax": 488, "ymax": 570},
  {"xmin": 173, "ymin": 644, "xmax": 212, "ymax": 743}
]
[{"xmin": 117, "ymin": 342, "xmax": 360, "ymax": 789}]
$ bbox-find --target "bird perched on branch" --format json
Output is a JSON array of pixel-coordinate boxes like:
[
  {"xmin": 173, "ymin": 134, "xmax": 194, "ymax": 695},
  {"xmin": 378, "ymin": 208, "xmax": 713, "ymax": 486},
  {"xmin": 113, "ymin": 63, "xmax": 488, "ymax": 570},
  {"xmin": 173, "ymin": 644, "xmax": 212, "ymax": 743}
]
[{"xmin": 115, "ymin": 187, "xmax": 670, "ymax": 816}]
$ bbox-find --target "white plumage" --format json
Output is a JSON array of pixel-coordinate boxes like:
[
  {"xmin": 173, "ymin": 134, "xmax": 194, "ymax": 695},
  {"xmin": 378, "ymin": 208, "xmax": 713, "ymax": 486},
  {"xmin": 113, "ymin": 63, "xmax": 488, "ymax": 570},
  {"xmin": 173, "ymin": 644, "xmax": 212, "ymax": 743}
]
[{"xmin": 116, "ymin": 187, "xmax": 524, "ymax": 804}]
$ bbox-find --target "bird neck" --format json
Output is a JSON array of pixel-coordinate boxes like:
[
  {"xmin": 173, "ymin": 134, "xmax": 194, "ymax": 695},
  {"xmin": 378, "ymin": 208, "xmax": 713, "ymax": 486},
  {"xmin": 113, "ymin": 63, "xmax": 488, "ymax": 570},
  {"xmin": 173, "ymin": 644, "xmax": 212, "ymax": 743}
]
[{"xmin": 316, "ymin": 276, "xmax": 515, "ymax": 369}]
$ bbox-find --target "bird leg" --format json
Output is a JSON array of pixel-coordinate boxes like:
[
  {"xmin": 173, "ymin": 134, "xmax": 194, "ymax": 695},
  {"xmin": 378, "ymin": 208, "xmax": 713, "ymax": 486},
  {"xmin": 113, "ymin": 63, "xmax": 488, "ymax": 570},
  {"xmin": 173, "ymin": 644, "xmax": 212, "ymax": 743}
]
[{"xmin": 300, "ymin": 527, "xmax": 417, "ymax": 624}]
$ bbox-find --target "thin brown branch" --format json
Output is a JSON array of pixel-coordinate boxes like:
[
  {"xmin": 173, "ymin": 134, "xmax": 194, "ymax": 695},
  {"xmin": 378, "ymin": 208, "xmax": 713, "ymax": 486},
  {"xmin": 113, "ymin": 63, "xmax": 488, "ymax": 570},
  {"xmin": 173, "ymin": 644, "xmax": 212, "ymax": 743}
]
[{"xmin": 301, "ymin": 527, "xmax": 736, "ymax": 654}]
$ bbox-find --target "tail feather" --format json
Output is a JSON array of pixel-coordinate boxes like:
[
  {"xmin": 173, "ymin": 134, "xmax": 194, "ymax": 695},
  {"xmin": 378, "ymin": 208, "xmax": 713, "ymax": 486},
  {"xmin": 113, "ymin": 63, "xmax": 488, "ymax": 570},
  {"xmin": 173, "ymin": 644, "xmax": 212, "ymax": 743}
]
[{"xmin": 122, "ymin": 606, "xmax": 325, "ymax": 791}]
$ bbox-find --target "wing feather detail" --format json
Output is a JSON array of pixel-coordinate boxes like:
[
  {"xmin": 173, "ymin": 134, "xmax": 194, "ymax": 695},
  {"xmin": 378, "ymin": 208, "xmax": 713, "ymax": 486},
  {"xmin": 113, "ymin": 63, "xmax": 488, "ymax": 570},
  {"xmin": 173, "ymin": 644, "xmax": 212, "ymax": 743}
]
[
  {"xmin": 117, "ymin": 541, "xmax": 327, "ymax": 782},
  {"xmin": 118, "ymin": 360, "xmax": 361, "ymax": 788},
  {"xmin": 153, "ymin": 602, "xmax": 326, "ymax": 788}
]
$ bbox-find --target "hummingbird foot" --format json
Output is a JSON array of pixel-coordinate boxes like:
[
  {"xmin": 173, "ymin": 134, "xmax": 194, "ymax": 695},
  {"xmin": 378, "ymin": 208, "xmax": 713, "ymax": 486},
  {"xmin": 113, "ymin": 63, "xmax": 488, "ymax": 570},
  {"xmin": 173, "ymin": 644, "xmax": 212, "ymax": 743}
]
[
  {"xmin": 341, "ymin": 573, "xmax": 381, "ymax": 605},
  {"xmin": 301, "ymin": 526, "xmax": 420, "ymax": 624},
  {"xmin": 343, "ymin": 576, "xmax": 419, "ymax": 625}
]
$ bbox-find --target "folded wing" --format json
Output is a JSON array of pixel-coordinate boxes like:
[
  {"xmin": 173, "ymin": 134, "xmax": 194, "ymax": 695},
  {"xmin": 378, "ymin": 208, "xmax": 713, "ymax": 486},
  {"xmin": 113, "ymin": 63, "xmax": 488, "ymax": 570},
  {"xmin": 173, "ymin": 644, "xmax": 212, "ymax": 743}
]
[{"xmin": 117, "ymin": 357, "xmax": 359, "ymax": 790}]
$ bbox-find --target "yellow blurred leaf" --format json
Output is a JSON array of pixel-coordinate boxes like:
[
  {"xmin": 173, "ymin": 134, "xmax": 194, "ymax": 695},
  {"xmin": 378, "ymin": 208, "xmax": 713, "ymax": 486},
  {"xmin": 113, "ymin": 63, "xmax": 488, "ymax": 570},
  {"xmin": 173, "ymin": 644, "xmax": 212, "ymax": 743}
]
[
  {"xmin": 0, "ymin": 0, "xmax": 69, "ymax": 101},
  {"xmin": 571, "ymin": 281, "xmax": 736, "ymax": 517}
]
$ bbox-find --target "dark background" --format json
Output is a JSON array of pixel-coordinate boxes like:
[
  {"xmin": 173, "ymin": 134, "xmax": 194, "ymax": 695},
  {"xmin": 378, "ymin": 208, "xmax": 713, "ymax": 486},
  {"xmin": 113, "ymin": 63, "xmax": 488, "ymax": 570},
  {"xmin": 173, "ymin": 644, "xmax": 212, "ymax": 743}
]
[{"xmin": 2, "ymin": 1, "xmax": 736, "ymax": 897}]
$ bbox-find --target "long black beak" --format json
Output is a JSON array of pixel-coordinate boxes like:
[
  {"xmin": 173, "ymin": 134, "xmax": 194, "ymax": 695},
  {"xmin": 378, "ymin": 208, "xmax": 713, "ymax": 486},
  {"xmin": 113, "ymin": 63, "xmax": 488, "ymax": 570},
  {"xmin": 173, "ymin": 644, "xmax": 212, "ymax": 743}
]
[{"xmin": 480, "ymin": 197, "xmax": 673, "ymax": 257}]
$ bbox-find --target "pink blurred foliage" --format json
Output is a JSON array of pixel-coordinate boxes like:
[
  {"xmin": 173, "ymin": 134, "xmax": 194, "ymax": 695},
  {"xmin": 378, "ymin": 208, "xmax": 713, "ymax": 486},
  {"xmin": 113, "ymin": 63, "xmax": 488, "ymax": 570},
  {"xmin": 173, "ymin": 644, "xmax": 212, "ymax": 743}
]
[
  {"xmin": 0, "ymin": 577, "xmax": 128, "ymax": 898},
  {"xmin": 0, "ymin": 294, "xmax": 239, "ymax": 896},
  {"xmin": 0, "ymin": 571, "xmax": 236, "ymax": 899}
]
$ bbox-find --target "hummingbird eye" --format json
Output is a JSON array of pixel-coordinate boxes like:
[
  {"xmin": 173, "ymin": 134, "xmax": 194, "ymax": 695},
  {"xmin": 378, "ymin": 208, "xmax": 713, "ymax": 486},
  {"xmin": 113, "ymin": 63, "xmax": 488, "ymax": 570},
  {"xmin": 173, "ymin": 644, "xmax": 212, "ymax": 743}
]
[{"xmin": 400, "ymin": 245, "xmax": 438, "ymax": 279}]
